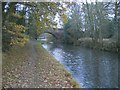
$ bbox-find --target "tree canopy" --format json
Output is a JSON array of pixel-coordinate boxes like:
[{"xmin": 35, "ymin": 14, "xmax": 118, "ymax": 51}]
[
  {"xmin": 2, "ymin": 2, "xmax": 67, "ymax": 51},
  {"xmin": 62, "ymin": 1, "xmax": 119, "ymax": 50}
]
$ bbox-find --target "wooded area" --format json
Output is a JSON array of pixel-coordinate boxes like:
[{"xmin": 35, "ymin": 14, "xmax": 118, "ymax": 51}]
[
  {"xmin": 2, "ymin": 1, "xmax": 119, "ymax": 88},
  {"xmin": 2, "ymin": 2, "xmax": 66, "ymax": 52},
  {"xmin": 62, "ymin": 1, "xmax": 120, "ymax": 52},
  {"xmin": 2, "ymin": 1, "xmax": 120, "ymax": 52}
]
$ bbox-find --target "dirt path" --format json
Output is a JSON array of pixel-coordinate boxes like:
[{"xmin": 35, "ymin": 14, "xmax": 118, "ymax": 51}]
[
  {"xmin": 17, "ymin": 41, "xmax": 40, "ymax": 87},
  {"xmin": 3, "ymin": 41, "xmax": 79, "ymax": 88}
]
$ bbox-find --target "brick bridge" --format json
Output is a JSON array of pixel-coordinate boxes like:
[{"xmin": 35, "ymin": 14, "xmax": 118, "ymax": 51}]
[{"xmin": 44, "ymin": 28, "xmax": 64, "ymax": 39}]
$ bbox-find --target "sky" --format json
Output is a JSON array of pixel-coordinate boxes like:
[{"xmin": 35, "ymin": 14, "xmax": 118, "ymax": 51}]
[
  {"xmin": 66, "ymin": 0, "xmax": 116, "ymax": 3},
  {"xmin": 5, "ymin": 0, "xmax": 116, "ymax": 28},
  {"xmin": 3, "ymin": 0, "xmax": 116, "ymax": 3},
  {"xmin": 54, "ymin": 0, "xmax": 116, "ymax": 28},
  {"xmin": 49, "ymin": 0, "xmax": 116, "ymax": 3}
]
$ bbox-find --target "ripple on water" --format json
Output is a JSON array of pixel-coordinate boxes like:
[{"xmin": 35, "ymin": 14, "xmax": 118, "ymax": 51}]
[{"xmin": 42, "ymin": 43, "xmax": 118, "ymax": 88}]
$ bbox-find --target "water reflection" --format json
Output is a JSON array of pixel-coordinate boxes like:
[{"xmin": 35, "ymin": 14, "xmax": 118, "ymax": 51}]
[{"xmin": 42, "ymin": 42, "xmax": 118, "ymax": 88}]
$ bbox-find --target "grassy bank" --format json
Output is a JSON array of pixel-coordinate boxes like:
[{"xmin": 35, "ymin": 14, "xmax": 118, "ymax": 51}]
[
  {"xmin": 2, "ymin": 41, "xmax": 80, "ymax": 88},
  {"xmin": 36, "ymin": 43, "xmax": 80, "ymax": 88},
  {"xmin": 74, "ymin": 37, "xmax": 118, "ymax": 52},
  {"xmin": 2, "ymin": 44, "xmax": 29, "ymax": 88},
  {"xmin": 0, "ymin": 51, "xmax": 2, "ymax": 89}
]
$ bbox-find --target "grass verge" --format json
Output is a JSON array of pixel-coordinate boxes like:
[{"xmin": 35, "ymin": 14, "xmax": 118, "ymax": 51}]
[
  {"xmin": 2, "ymin": 44, "xmax": 29, "ymax": 87},
  {"xmin": 36, "ymin": 43, "xmax": 80, "ymax": 88}
]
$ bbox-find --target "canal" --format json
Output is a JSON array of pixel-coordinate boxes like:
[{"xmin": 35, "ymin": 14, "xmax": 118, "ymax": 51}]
[{"xmin": 41, "ymin": 41, "xmax": 118, "ymax": 88}]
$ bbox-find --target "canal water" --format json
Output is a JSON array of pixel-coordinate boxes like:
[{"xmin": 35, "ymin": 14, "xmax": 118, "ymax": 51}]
[{"xmin": 41, "ymin": 42, "xmax": 118, "ymax": 88}]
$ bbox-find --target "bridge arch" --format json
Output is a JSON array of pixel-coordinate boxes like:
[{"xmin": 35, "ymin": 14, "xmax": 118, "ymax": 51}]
[{"xmin": 44, "ymin": 30, "xmax": 58, "ymax": 39}]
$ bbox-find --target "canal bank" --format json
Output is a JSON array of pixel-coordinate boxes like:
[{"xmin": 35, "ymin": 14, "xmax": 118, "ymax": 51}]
[
  {"xmin": 3, "ymin": 40, "xmax": 80, "ymax": 88},
  {"xmin": 41, "ymin": 42, "xmax": 118, "ymax": 88}
]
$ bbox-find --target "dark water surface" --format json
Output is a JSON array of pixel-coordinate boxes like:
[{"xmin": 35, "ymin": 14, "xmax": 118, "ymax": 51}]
[{"xmin": 41, "ymin": 42, "xmax": 118, "ymax": 88}]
